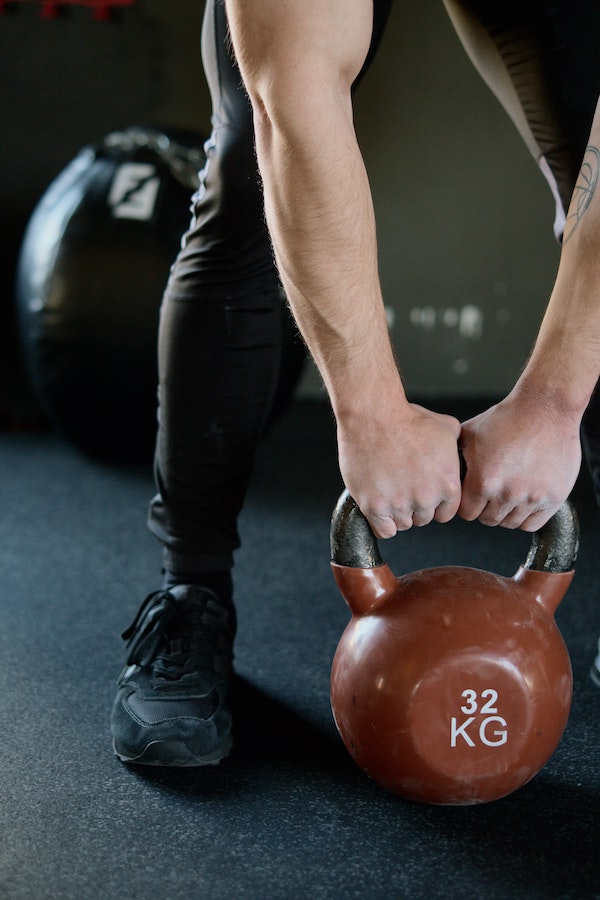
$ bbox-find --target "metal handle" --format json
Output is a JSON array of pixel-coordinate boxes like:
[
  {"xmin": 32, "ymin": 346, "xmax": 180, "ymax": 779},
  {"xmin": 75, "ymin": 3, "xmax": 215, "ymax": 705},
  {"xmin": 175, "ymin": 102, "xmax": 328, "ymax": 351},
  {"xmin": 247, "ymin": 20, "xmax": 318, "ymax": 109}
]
[{"xmin": 330, "ymin": 489, "xmax": 579, "ymax": 573}]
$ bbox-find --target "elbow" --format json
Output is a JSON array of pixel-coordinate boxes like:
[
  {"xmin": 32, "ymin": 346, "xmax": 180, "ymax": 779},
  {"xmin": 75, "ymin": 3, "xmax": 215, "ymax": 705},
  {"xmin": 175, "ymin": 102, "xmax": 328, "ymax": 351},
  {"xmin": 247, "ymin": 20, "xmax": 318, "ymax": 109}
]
[{"xmin": 246, "ymin": 68, "xmax": 352, "ymax": 151}]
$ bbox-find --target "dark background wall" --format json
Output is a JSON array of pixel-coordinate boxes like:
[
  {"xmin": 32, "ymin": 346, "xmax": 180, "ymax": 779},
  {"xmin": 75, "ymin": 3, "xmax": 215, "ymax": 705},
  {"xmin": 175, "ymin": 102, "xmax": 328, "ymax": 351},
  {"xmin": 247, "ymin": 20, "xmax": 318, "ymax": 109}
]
[{"xmin": 1, "ymin": 0, "xmax": 560, "ymax": 412}]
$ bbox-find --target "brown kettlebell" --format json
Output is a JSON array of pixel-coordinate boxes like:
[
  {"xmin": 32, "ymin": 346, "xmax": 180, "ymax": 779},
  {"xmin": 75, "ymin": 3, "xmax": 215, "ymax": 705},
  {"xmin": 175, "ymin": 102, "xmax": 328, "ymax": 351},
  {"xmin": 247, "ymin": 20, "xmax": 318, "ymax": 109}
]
[{"xmin": 330, "ymin": 490, "xmax": 579, "ymax": 806}]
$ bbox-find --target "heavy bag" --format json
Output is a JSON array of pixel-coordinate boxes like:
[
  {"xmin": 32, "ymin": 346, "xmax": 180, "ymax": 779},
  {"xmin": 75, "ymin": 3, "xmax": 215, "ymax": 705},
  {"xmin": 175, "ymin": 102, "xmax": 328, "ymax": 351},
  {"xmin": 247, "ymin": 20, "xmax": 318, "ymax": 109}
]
[{"xmin": 15, "ymin": 126, "xmax": 205, "ymax": 460}]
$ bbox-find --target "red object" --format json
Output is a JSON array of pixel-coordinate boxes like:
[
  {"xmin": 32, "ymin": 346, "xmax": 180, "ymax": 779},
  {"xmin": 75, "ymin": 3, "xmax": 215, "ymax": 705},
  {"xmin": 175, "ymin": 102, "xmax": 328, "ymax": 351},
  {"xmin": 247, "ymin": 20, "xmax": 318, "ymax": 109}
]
[
  {"xmin": 331, "ymin": 563, "xmax": 573, "ymax": 805},
  {"xmin": 329, "ymin": 491, "xmax": 578, "ymax": 806},
  {"xmin": 0, "ymin": 0, "xmax": 136, "ymax": 18}
]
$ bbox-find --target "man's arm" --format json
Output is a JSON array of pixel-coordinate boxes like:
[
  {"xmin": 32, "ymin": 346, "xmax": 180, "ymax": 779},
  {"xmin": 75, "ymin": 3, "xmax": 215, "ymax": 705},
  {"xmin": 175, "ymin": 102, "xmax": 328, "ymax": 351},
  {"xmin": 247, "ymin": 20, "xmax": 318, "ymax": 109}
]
[
  {"xmin": 459, "ymin": 99, "xmax": 600, "ymax": 531},
  {"xmin": 225, "ymin": 0, "xmax": 462, "ymax": 537}
]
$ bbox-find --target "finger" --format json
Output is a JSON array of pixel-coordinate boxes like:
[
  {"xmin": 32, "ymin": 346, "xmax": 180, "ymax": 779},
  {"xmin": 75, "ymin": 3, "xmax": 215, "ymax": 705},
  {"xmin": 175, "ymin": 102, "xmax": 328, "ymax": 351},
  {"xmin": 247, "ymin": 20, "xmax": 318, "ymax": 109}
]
[
  {"xmin": 503, "ymin": 505, "xmax": 557, "ymax": 533},
  {"xmin": 412, "ymin": 507, "xmax": 436, "ymax": 528},
  {"xmin": 466, "ymin": 496, "xmax": 528, "ymax": 529},
  {"xmin": 497, "ymin": 510, "xmax": 534, "ymax": 530},
  {"xmin": 394, "ymin": 513, "xmax": 415, "ymax": 533},
  {"xmin": 457, "ymin": 496, "xmax": 487, "ymax": 522},
  {"xmin": 493, "ymin": 496, "xmax": 551, "ymax": 529},
  {"xmin": 434, "ymin": 494, "xmax": 461, "ymax": 524},
  {"xmin": 477, "ymin": 500, "xmax": 516, "ymax": 527},
  {"xmin": 368, "ymin": 515, "xmax": 399, "ymax": 539}
]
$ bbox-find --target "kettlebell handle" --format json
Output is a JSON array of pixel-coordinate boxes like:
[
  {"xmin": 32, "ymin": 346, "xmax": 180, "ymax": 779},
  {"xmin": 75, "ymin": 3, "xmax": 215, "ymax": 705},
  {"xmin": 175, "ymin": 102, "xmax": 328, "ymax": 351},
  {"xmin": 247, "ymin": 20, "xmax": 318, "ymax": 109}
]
[{"xmin": 330, "ymin": 489, "xmax": 579, "ymax": 574}]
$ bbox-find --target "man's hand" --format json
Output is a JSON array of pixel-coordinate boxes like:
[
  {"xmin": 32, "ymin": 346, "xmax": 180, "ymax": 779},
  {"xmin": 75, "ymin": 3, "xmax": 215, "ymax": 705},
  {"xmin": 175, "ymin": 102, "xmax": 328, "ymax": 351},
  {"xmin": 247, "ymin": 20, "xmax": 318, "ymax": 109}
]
[
  {"xmin": 458, "ymin": 392, "xmax": 582, "ymax": 531},
  {"xmin": 337, "ymin": 403, "xmax": 462, "ymax": 538}
]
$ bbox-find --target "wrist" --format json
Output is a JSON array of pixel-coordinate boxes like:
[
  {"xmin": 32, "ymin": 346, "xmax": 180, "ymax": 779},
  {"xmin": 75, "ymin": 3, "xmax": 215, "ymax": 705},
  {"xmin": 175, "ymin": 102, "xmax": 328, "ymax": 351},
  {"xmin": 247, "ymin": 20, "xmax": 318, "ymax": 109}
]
[
  {"xmin": 331, "ymin": 365, "xmax": 409, "ymax": 429},
  {"xmin": 510, "ymin": 372, "xmax": 589, "ymax": 425},
  {"xmin": 517, "ymin": 265, "xmax": 600, "ymax": 420}
]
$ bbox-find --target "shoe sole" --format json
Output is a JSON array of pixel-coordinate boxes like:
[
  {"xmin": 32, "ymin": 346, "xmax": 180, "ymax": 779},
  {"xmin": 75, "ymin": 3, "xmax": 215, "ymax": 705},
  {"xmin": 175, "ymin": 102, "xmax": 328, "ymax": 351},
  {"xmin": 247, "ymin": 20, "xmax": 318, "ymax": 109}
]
[{"xmin": 113, "ymin": 735, "xmax": 233, "ymax": 767}]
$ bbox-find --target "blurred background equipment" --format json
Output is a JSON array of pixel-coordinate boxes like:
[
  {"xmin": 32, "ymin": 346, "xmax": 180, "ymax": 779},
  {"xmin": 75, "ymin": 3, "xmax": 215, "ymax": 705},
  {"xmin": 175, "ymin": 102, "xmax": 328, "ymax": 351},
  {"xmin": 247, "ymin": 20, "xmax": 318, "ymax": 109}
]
[{"xmin": 15, "ymin": 127, "xmax": 205, "ymax": 459}]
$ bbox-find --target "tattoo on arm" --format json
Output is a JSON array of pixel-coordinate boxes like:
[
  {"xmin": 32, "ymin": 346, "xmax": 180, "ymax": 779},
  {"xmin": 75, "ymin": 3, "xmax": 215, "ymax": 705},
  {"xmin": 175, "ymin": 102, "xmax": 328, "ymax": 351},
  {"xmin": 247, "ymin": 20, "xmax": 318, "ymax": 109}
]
[{"xmin": 563, "ymin": 145, "xmax": 600, "ymax": 245}]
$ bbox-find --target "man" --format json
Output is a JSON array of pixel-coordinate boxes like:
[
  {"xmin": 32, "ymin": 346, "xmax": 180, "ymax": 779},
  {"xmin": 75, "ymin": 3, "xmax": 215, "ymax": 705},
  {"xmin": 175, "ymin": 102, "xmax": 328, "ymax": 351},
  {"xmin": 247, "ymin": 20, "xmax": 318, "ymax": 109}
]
[{"xmin": 111, "ymin": 0, "xmax": 600, "ymax": 766}]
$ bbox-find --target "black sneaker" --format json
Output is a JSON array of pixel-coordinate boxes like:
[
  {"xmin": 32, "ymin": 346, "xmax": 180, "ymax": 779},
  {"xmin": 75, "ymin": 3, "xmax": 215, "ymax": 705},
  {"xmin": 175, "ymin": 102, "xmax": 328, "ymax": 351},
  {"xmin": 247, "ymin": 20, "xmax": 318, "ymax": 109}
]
[{"xmin": 111, "ymin": 585, "xmax": 236, "ymax": 766}]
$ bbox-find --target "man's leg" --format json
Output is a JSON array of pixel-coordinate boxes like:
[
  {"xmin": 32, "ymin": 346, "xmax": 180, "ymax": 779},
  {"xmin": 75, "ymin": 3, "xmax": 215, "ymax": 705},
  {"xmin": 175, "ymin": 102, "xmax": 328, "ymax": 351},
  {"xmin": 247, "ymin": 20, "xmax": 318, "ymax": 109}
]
[
  {"xmin": 111, "ymin": 0, "xmax": 393, "ymax": 766},
  {"xmin": 111, "ymin": 0, "xmax": 302, "ymax": 766},
  {"xmin": 149, "ymin": 1, "xmax": 301, "ymax": 585},
  {"xmin": 150, "ymin": 0, "xmax": 392, "ymax": 584}
]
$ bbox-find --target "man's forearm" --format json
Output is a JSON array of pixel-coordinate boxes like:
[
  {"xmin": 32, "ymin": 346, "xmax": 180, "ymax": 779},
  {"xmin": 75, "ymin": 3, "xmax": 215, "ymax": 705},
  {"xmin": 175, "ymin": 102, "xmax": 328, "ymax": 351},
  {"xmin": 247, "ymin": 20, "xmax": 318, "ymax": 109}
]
[
  {"xmin": 225, "ymin": 0, "xmax": 405, "ymax": 421},
  {"xmin": 253, "ymin": 94, "xmax": 406, "ymax": 419},
  {"xmin": 458, "ymin": 99, "xmax": 600, "ymax": 530},
  {"xmin": 515, "ymin": 103, "xmax": 600, "ymax": 418},
  {"xmin": 225, "ymin": 0, "xmax": 462, "ymax": 536}
]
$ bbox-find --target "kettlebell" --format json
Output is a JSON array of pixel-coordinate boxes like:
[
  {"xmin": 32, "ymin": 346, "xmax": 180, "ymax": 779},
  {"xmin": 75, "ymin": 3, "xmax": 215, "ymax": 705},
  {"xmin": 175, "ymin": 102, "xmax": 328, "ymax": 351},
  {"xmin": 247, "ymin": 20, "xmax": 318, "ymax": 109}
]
[{"xmin": 329, "ymin": 490, "xmax": 579, "ymax": 805}]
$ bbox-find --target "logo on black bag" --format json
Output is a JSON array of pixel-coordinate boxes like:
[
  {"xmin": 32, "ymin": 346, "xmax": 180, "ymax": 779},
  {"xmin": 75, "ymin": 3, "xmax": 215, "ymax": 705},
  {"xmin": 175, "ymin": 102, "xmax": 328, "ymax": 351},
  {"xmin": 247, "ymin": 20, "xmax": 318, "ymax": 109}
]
[{"xmin": 107, "ymin": 163, "xmax": 160, "ymax": 221}]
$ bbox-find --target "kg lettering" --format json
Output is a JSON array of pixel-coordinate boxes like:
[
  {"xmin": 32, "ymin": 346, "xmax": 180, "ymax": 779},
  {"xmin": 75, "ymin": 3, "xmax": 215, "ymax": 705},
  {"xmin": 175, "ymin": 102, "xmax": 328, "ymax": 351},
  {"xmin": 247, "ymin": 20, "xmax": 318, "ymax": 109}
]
[{"xmin": 450, "ymin": 688, "xmax": 508, "ymax": 747}]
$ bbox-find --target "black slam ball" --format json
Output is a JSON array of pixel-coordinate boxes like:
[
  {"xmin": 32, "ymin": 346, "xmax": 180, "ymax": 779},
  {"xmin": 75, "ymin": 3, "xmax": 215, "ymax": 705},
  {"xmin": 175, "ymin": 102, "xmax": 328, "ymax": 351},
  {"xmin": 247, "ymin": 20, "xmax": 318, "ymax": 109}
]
[{"xmin": 15, "ymin": 127, "xmax": 205, "ymax": 460}]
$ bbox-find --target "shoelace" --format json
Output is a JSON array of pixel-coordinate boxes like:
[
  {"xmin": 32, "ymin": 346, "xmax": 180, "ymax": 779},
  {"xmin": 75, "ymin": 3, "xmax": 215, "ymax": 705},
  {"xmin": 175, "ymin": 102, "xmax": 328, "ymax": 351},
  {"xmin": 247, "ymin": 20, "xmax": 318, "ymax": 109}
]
[{"xmin": 122, "ymin": 589, "xmax": 232, "ymax": 682}]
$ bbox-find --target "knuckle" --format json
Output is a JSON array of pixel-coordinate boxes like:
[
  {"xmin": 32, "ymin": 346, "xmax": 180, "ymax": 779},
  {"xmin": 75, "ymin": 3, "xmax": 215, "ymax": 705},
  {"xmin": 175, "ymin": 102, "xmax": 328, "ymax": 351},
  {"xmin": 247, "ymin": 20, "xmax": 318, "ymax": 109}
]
[
  {"xmin": 434, "ymin": 505, "xmax": 456, "ymax": 524},
  {"xmin": 395, "ymin": 518, "xmax": 413, "ymax": 532},
  {"xmin": 499, "ymin": 519, "xmax": 521, "ymax": 531},
  {"xmin": 479, "ymin": 510, "xmax": 501, "ymax": 527},
  {"xmin": 413, "ymin": 510, "xmax": 434, "ymax": 528}
]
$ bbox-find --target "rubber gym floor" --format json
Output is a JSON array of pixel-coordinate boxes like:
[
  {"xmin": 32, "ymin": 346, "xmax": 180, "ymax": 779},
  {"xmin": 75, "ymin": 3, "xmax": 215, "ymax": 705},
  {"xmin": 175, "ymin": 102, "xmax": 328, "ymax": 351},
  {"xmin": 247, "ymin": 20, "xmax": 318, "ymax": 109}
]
[{"xmin": 1, "ymin": 386, "xmax": 599, "ymax": 898}]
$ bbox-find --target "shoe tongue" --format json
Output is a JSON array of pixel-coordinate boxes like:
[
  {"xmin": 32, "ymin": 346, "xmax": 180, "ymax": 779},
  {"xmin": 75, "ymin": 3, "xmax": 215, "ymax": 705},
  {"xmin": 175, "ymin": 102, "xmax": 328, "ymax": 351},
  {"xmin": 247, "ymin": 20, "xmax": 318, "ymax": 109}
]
[{"xmin": 154, "ymin": 610, "xmax": 210, "ymax": 679}]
